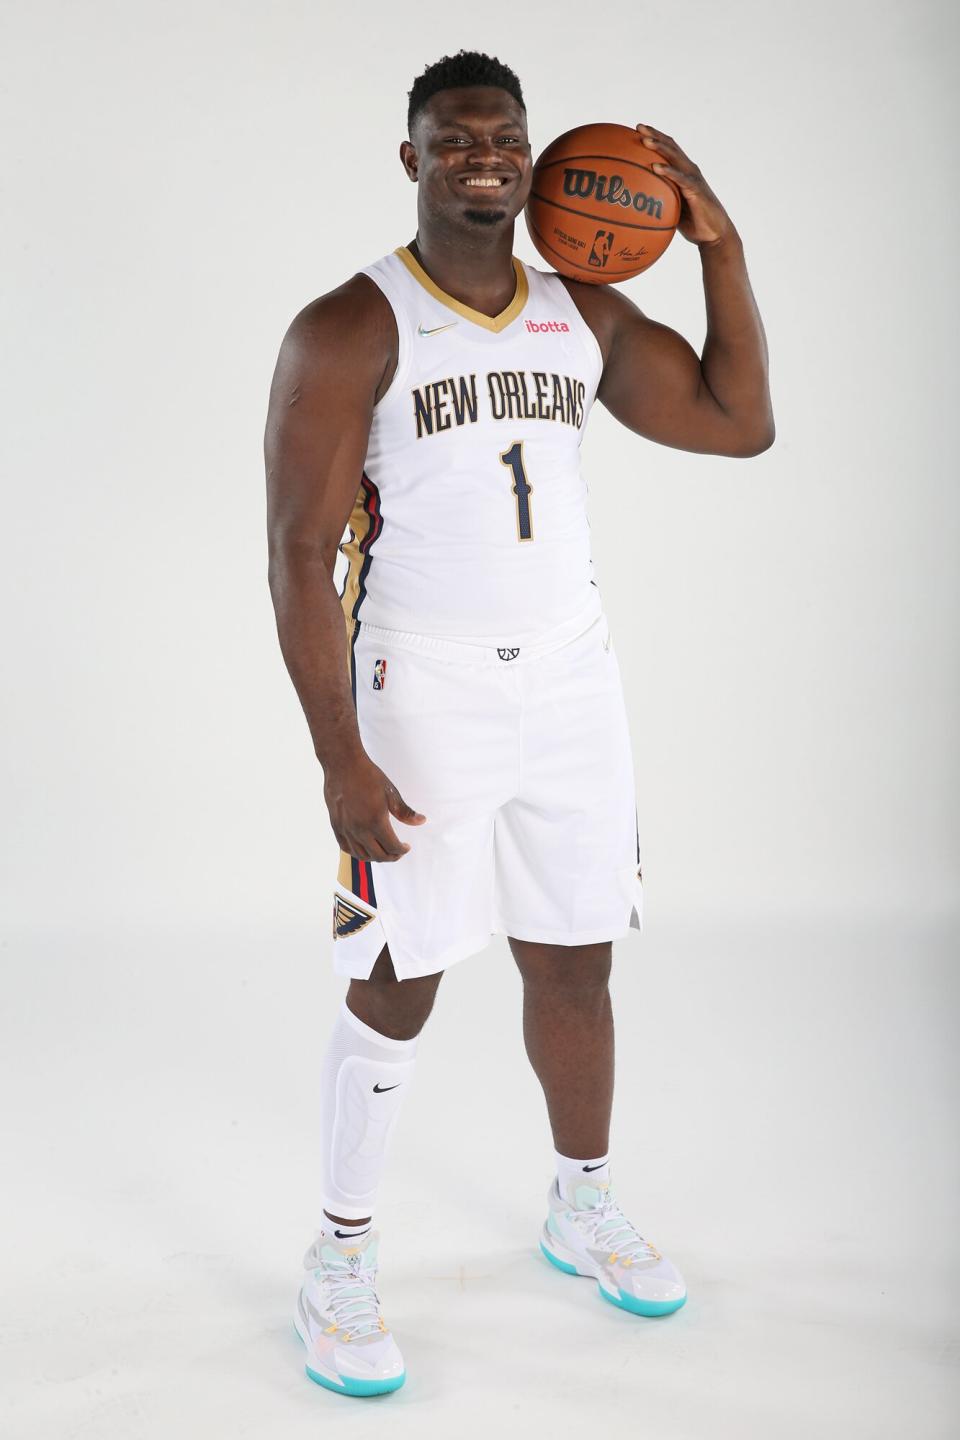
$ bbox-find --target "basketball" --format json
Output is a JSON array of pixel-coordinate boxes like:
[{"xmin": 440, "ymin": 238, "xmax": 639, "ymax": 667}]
[{"xmin": 524, "ymin": 122, "xmax": 681, "ymax": 284}]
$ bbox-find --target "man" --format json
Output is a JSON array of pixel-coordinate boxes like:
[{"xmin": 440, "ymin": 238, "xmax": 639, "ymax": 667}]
[{"xmin": 264, "ymin": 49, "xmax": 773, "ymax": 1398}]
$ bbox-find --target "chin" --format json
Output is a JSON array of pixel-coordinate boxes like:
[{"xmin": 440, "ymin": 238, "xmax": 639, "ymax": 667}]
[{"xmin": 462, "ymin": 208, "xmax": 509, "ymax": 227}]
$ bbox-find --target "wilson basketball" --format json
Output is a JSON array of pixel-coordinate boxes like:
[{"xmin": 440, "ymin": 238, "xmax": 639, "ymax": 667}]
[{"xmin": 524, "ymin": 123, "xmax": 681, "ymax": 283}]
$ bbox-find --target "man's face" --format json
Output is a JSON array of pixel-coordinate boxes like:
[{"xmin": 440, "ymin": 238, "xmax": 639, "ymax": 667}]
[{"xmin": 401, "ymin": 86, "xmax": 532, "ymax": 230}]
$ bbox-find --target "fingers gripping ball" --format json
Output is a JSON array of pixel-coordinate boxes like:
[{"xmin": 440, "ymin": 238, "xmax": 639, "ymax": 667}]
[{"xmin": 524, "ymin": 122, "xmax": 680, "ymax": 283}]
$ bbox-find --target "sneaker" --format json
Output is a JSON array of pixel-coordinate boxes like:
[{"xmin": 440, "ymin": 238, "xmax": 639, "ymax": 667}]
[
  {"xmin": 293, "ymin": 1228, "xmax": 406, "ymax": 1396},
  {"xmin": 539, "ymin": 1173, "xmax": 687, "ymax": 1317}
]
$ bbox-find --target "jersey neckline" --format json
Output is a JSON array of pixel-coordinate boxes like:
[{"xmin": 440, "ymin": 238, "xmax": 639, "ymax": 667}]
[{"xmin": 393, "ymin": 245, "xmax": 529, "ymax": 333}]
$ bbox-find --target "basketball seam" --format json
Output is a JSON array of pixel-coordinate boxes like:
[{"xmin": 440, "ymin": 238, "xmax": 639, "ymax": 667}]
[{"xmin": 534, "ymin": 153, "xmax": 668, "ymax": 181}]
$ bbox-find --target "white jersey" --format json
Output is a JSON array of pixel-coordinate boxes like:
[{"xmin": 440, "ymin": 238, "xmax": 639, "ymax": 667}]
[{"xmin": 335, "ymin": 244, "xmax": 606, "ymax": 643}]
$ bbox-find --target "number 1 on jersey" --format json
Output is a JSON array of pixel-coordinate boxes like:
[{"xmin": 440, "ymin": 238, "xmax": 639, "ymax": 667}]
[{"xmin": 499, "ymin": 441, "xmax": 534, "ymax": 542}]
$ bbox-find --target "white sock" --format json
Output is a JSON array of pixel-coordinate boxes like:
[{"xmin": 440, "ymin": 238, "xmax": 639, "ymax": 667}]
[
  {"xmin": 555, "ymin": 1148, "xmax": 611, "ymax": 1198},
  {"xmin": 319, "ymin": 1000, "xmax": 419, "ymax": 1226},
  {"xmin": 322, "ymin": 1214, "xmax": 373, "ymax": 1243}
]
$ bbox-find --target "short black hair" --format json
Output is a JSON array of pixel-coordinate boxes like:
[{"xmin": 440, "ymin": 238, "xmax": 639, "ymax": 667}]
[{"xmin": 407, "ymin": 50, "xmax": 525, "ymax": 137}]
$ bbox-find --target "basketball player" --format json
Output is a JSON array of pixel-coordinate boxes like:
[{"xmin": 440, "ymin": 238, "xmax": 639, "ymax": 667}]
[{"xmin": 264, "ymin": 51, "xmax": 773, "ymax": 1397}]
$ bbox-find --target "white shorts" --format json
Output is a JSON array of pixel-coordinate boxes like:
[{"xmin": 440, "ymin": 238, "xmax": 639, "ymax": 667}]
[{"xmin": 331, "ymin": 608, "xmax": 644, "ymax": 982}]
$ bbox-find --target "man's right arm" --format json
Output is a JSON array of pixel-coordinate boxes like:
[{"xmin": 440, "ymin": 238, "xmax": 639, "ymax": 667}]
[{"xmin": 264, "ymin": 276, "xmax": 425, "ymax": 862}]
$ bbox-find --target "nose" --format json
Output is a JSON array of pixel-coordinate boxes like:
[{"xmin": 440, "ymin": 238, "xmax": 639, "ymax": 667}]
[{"xmin": 466, "ymin": 137, "xmax": 501, "ymax": 166}]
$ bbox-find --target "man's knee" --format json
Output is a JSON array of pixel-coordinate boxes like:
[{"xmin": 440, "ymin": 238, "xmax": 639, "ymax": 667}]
[
  {"xmin": 346, "ymin": 944, "xmax": 443, "ymax": 1040},
  {"xmin": 508, "ymin": 937, "xmax": 612, "ymax": 994}
]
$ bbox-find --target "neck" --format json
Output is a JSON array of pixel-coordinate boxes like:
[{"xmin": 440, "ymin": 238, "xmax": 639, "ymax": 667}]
[{"xmin": 406, "ymin": 227, "xmax": 518, "ymax": 318}]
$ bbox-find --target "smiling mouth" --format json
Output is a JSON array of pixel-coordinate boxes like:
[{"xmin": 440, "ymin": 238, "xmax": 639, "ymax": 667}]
[{"xmin": 459, "ymin": 175, "xmax": 513, "ymax": 191}]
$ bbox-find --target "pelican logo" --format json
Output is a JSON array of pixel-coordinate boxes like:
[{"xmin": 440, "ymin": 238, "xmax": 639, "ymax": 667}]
[
  {"xmin": 333, "ymin": 892, "xmax": 376, "ymax": 939},
  {"xmin": 497, "ymin": 646, "xmax": 520, "ymax": 661},
  {"xmin": 562, "ymin": 168, "xmax": 665, "ymax": 219},
  {"xmin": 589, "ymin": 229, "xmax": 614, "ymax": 268}
]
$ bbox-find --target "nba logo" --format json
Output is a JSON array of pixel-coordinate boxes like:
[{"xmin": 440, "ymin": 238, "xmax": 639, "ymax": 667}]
[
  {"xmin": 373, "ymin": 658, "xmax": 387, "ymax": 690},
  {"xmin": 588, "ymin": 229, "xmax": 614, "ymax": 268}
]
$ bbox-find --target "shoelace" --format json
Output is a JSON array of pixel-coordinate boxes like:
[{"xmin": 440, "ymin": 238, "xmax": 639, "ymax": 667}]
[
  {"xmin": 305, "ymin": 1241, "xmax": 386, "ymax": 1341},
  {"xmin": 568, "ymin": 1198, "xmax": 662, "ymax": 1265},
  {"xmin": 323, "ymin": 1258, "xmax": 385, "ymax": 1340}
]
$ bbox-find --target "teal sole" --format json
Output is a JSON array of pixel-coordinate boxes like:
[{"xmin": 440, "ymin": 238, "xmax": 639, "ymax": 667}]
[
  {"xmin": 598, "ymin": 1284, "xmax": 687, "ymax": 1317},
  {"xmin": 294, "ymin": 1322, "xmax": 406, "ymax": 1397},
  {"xmin": 540, "ymin": 1240, "xmax": 687, "ymax": 1317},
  {"xmin": 539, "ymin": 1239, "xmax": 581, "ymax": 1276}
]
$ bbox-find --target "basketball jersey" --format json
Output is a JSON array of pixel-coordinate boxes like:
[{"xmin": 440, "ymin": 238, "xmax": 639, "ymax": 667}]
[{"xmin": 334, "ymin": 244, "xmax": 606, "ymax": 643}]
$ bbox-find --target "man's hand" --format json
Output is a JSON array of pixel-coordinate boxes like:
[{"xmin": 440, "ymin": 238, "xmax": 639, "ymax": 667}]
[
  {"xmin": 323, "ymin": 751, "xmax": 427, "ymax": 863},
  {"xmin": 636, "ymin": 123, "xmax": 734, "ymax": 248}
]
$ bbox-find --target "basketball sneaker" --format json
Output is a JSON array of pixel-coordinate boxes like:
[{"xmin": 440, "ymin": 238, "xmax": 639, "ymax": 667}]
[
  {"xmin": 539, "ymin": 1173, "xmax": 687, "ymax": 1316},
  {"xmin": 293, "ymin": 1228, "xmax": 405, "ymax": 1396}
]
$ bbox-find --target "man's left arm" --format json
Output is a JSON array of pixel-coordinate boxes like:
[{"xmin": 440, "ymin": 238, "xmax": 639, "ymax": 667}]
[{"xmin": 591, "ymin": 123, "xmax": 775, "ymax": 458}]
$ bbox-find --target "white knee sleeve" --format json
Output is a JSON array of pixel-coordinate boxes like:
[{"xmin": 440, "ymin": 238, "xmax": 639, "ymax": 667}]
[{"xmin": 319, "ymin": 1000, "xmax": 419, "ymax": 1220}]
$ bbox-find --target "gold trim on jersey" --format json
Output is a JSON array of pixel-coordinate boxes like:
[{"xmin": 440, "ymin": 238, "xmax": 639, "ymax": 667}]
[
  {"xmin": 394, "ymin": 245, "xmax": 529, "ymax": 333},
  {"xmin": 339, "ymin": 479, "xmax": 370, "ymax": 632}
]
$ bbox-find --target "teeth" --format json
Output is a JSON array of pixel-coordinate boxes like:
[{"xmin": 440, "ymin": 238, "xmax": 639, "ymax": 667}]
[{"xmin": 464, "ymin": 177, "xmax": 503, "ymax": 187}]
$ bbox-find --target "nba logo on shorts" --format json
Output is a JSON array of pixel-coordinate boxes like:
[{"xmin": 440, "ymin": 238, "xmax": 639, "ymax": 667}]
[{"xmin": 372, "ymin": 657, "xmax": 387, "ymax": 690}]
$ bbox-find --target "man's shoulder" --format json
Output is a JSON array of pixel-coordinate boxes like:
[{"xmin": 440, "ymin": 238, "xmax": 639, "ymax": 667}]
[
  {"xmin": 547, "ymin": 272, "xmax": 622, "ymax": 362},
  {"xmin": 551, "ymin": 271, "xmax": 653, "ymax": 365},
  {"xmin": 286, "ymin": 271, "xmax": 393, "ymax": 341},
  {"xmin": 554, "ymin": 271, "xmax": 627, "ymax": 320},
  {"xmin": 279, "ymin": 271, "xmax": 397, "ymax": 367}
]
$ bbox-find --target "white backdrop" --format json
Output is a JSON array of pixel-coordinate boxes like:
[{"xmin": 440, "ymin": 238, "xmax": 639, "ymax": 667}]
[{"xmin": 2, "ymin": 3, "xmax": 958, "ymax": 1437}]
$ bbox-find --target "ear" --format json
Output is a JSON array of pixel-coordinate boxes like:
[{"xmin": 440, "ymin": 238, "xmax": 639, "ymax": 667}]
[{"xmin": 399, "ymin": 140, "xmax": 418, "ymax": 183}]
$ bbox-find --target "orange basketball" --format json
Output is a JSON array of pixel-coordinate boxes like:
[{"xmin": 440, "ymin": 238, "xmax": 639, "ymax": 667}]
[{"xmin": 524, "ymin": 122, "xmax": 681, "ymax": 283}]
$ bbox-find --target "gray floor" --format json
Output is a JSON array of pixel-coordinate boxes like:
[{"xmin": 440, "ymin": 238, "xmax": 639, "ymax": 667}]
[{"xmin": 2, "ymin": 915, "xmax": 957, "ymax": 1438}]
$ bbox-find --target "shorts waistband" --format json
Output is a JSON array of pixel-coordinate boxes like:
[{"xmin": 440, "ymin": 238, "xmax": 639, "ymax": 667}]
[{"xmin": 354, "ymin": 605, "xmax": 606, "ymax": 666}]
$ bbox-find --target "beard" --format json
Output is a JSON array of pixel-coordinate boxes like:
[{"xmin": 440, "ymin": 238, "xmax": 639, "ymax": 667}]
[{"xmin": 462, "ymin": 207, "xmax": 509, "ymax": 226}]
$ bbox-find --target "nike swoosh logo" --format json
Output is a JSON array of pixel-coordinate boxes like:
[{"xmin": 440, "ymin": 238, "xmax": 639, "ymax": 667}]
[
  {"xmin": 334, "ymin": 1227, "xmax": 371, "ymax": 1239},
  {"xmin": 418, "ymin": 320, "xmax": 458, "ymax": 337},
  {"xmin": 582, "ymin": 1162, "xmax": 608, "ymax": 1172},
  {"xmin": 373, "ymin": 1082, "xmax": 401, "ymax": 1092}
]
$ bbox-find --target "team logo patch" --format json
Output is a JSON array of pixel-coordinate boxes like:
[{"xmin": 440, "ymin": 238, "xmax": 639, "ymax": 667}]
[
  {"xmin": 497, "ymin": 646, "xmax": 520, "ymax": 661},
  {"xmin": 372, "ymin": 657, "xmax": 387, "ymax": 690},
  {"xmin": 333, "ymin": 892, "xmax": 377, "ymax": 939}
]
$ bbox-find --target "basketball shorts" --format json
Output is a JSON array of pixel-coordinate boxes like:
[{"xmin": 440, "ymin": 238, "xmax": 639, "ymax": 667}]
[{"xmin": 331, "ymin": 608, "xmax": 644, "ymax": 982}]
